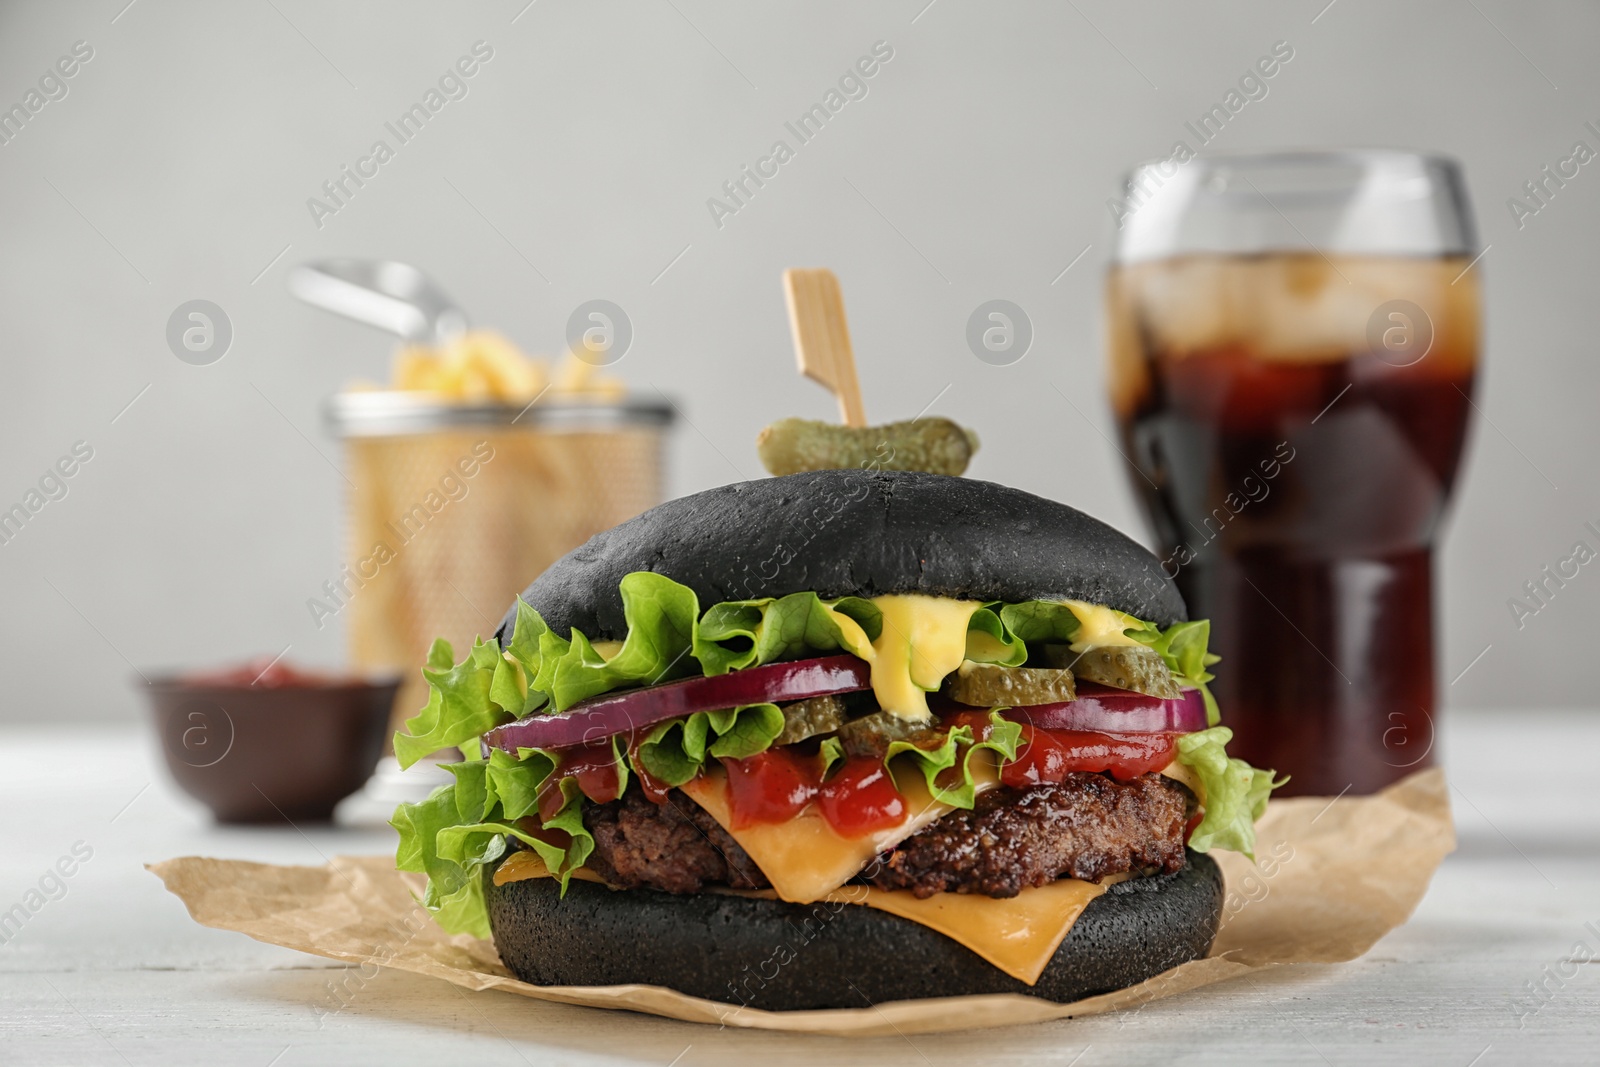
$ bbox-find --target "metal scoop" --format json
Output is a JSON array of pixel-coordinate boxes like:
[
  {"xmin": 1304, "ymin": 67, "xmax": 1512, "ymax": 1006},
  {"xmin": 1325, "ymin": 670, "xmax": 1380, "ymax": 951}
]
[{"xmin": 287, "ymin": 259, "xmax": 468, "ymax": 346}]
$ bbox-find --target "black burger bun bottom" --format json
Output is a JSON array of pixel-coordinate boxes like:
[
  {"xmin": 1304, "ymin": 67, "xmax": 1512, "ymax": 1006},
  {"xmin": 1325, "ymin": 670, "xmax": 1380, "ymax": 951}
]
[
  {"xmin": 498, "ymin": 469, "xmax": 1187, "ymax": 646},
  {"xmin": 486, "ymin": 851, "xmax": 1222, "ymax": 1010}
]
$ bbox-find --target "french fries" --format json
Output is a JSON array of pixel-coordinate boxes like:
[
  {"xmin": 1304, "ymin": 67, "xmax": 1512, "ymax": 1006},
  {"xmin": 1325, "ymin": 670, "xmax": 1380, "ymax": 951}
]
[{"xmin": 391, "ymin": 330, "xmax": 624, "ymax": 402}]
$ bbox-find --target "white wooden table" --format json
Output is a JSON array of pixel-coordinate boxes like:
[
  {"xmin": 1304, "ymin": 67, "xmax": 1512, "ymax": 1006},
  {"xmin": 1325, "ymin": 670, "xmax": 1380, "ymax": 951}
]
[{"xmin": 3, "ymin": 708, "xmax": 1597, "ymax": 1066}]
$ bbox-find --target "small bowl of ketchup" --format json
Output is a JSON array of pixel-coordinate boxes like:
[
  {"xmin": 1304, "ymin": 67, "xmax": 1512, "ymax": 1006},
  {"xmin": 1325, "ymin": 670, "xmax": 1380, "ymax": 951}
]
[{"xmin": 142, "ymin": 657, "xmax": 400, "ymax": 824}]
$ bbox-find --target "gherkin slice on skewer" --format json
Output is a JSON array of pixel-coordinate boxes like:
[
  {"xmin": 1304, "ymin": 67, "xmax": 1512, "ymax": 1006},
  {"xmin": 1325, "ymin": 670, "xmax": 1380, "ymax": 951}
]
[{"xmin": 756, "ymin": 416, "xmax": 980, "ymax": 477}]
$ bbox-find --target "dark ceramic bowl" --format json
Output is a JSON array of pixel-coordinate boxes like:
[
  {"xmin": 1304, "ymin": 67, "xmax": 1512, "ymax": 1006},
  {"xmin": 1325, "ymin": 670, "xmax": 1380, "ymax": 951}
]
[{"xmin": 143, "ymin": 672, "xmax": 400, "ymax": 823}]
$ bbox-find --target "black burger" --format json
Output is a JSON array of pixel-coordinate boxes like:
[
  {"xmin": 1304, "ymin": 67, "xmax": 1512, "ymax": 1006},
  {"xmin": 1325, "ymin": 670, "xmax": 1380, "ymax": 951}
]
[{"xmin": 391, "ymin": 469, "xmax": 1278, "ymax": 1010}]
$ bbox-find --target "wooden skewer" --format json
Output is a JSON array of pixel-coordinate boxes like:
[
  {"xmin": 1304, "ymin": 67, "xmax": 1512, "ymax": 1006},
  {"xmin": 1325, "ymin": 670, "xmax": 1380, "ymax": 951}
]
[{"xmin": 783, "ymin": 268, "xmax": 867, "ymax": 427}]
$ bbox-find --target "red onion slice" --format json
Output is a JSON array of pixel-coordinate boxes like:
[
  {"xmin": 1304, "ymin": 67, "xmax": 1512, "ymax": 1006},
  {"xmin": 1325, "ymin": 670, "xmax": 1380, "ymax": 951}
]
[
  {"xmin": 994, "ymin": 681, "xmax": 1208, "ymax": 735},
  {"xmin": 484, "ymin": 654, "xmax": 871, "ymax": 753}
]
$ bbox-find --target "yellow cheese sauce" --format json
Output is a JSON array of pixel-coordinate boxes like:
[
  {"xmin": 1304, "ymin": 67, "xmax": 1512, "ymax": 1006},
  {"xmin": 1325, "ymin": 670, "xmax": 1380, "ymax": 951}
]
[
  {"xmin": 823, "ymin": 606, "xmax": 875, "ymax": 661},
  {"xmin": 865, "ymin": 595, "xmax": 982, "ymax": 720},
  {"xmin": 1063, "ymin": 599, "xmax": 1146, "ymax": 651}
]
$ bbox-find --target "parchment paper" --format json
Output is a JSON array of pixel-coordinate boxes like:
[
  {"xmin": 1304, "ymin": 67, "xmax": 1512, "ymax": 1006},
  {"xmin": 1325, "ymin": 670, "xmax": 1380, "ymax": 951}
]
[{"xmin": 149, "ymin": 767, "xmax": 1453, "ymax": 1035}]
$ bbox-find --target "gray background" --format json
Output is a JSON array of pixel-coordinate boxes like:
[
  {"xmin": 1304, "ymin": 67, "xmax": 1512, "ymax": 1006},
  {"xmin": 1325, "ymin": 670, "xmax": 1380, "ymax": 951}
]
[{"xmin": 1, "ymin": 0, "xmax": 1594, "ymax": 722}]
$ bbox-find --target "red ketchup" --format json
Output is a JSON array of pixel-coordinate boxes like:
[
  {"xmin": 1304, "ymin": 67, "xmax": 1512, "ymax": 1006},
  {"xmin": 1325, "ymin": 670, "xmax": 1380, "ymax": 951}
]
[
  {"xmin": 723, "ymin": 748, "xmax": 911, "ymax": 838},
  {"xmin": 626, "ymin": 736, "xmax": 673, "ymax": 804},
  {"xmin": 682, "ymin": 716, "xmax": 1178, "ymax": 836},
  {"xmin": 1000, "ymin": 726, "xmax": 1176, "ymax": 787},
  {"xmin": 536, "ymin": 742, "xmax": 625, "ymax": 821},
  {"xmin": 182, "ymin": 657, "xmax": 340, "ymax": 687},
  {"xmin": 939, "ymin": 709, "xmax": 996, "ymax": 740},
  {"xmin": 723, "ymin": 747, "xmax": 821, "ymax": 829},
  {"xmin": 817, "ymin": 757, "xmax": 906, "ymax": 837}
]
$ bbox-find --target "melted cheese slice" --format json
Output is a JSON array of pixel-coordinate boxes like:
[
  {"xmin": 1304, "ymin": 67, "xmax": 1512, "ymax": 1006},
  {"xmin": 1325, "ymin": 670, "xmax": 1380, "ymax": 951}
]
[
  {"xmin": 493, "ymin": 849, "xmax": 607, "ymax": 886},
  {"xmin": 494, "ymin": 850, "xmax": 1105, "ymax": 984},
  {"xmin": 680, "ymin": 754, "xmax": 1000, "ymax": 904},
  {"xmin": 864, "ymin": 595, "xmax": 982, "ymax": 719},
  {"xmin": 821, "ymin": 880, "xmax": 1106, "ymax": 983},
  {"xmin": 1159, "ymin": 758, "xmax": 1203, "ymax": 801}
]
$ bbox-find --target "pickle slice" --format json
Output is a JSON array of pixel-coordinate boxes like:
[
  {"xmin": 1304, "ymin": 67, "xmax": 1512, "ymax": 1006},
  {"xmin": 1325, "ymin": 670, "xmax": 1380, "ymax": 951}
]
[
  {"xmin": 1046, "ymin": 643, "xmax": 1182, "ymax": 699},
  {"xmin": 836, "ymin": 709, "xmax": 942, "ymax": 759},
  {"xmin": 775, "ymin": 694, "xmax": 849, "ymax": 745},
  {"xmin": 756, "ymin": 416, "xmax": 980, "ymax": 477},
  {"xmin": 944, "ymin": 662, "xmax": 1077, "ymax": 707}
]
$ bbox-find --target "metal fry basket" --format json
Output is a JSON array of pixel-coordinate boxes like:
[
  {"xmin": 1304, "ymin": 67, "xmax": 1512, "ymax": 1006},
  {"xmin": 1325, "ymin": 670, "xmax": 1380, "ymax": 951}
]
[{"xmin": 325, "ymin": 392, "xmax": 674, "ymax": 740}]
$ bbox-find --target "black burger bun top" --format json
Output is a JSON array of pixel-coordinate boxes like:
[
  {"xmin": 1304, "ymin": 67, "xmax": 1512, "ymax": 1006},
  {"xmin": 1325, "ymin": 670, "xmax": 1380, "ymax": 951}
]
[{"xmin": 497, "ymin": 469, "xmax": 1186, "ymax": 645}]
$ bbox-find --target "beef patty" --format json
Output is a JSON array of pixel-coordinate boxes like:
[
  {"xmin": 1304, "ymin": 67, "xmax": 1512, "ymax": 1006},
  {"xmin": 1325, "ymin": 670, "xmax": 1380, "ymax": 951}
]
[
  {"xmin": 574, "ymin": 772, "xmax": 1191, "ymax": 898},
  {"xmin": 867, "ymin": 773, "xmax": 1191, "ymax": 898},
  {"xmin": 582, "ymin": 788, "xmax": 768, "ymax": 894}
]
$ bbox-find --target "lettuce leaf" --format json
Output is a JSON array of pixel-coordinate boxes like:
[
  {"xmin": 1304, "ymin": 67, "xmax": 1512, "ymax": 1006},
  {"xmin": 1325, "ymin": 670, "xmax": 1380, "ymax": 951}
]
[
  {"xmin": 887, "ymin": 710, "xmax": 1022, "ymax": 807},
  {"xmin": 998, "ymin": 600, "xmax": 1082, "ymax": 644},
  {"xmin": 485, "ymin": 746, "xmax": 549, "ymax": 820},
  {"xmin": 392, "ymin": 782, "xmax": 506, "ymax": 939},
  {"xmin": 633, "ymin": 703, "xmax": 786, "ymax": 786},
  {"xmin": 706, "ymin": 704, "xmax": 786, "ymax": 759},
  {"xmin": 394, "ymin": 638, "xmax": 513, "ymax": 769},
  {"xmin": 489, "ymin": 600, "xmax": 547, "ymax": 717},
  {"xmin": 1176, "ymin": 726, "xmax": 1282, "ymax": 857},
  {"xmin": 390, "ymin": 784, "xmax": 504, "ymax": 938},
  {"xmin": 962, "ymin": 606, "xmax": 1029, "ymax": 666},
  {"xmin": 391, "ymin": 741, "xmax": 608, "ymax": 937},
  {"xmin": 534, "ymin": 572, "xmax": 701, "ymax": 712},
  {"xmin": 817, "ymin": 735, "xmax": 845, "ymax": 777},
  {"xmin": 694, "ymin": 592, "xmax": 880, "ymax": 675}
]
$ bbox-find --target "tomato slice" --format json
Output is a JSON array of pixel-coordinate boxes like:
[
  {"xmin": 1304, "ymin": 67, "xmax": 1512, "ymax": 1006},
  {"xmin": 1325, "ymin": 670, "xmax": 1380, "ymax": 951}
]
[{"xmin": 999, "ymin": 726, "xmax": 1177, "ymax": 787}]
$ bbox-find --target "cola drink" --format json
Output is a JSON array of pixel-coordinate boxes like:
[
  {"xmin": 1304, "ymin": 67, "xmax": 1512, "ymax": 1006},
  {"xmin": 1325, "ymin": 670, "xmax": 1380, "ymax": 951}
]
[{"xmin": 1107, "ymin": 252, "xmax": 1480, "ymax": 795}]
